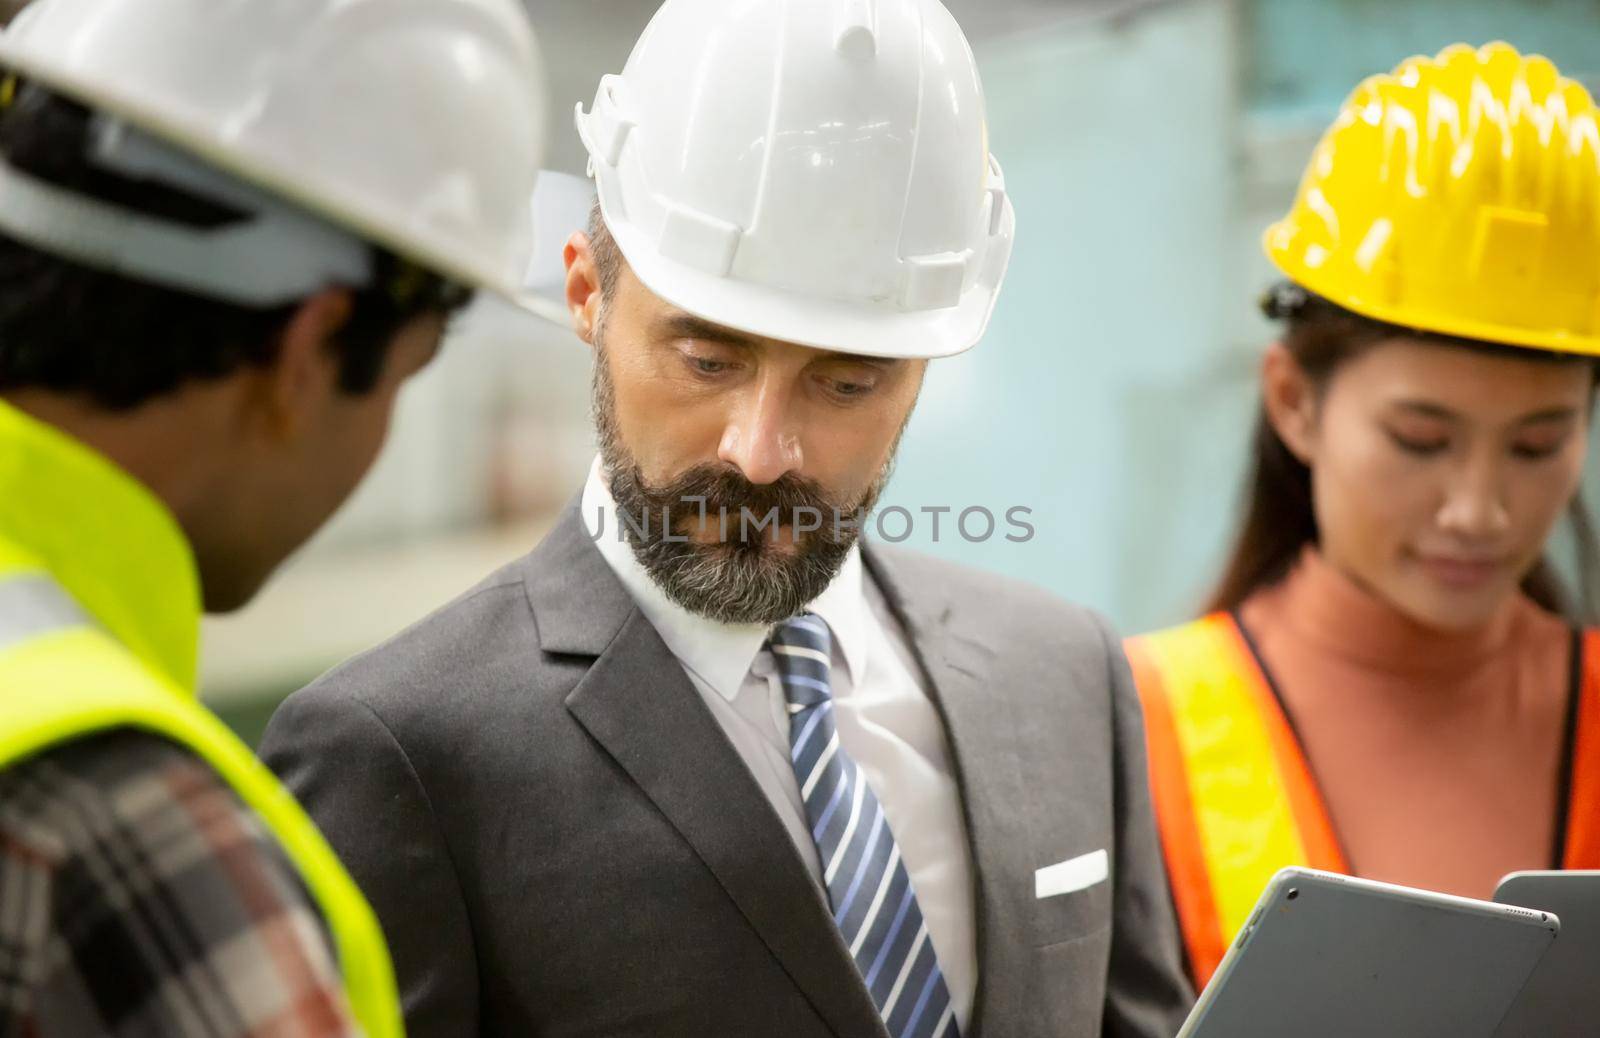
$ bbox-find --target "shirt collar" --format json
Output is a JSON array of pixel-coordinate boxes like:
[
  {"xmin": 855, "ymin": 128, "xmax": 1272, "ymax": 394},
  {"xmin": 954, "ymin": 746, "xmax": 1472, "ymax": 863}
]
[
  {"xmin": 582, "ymin": 456, "xmax": 869, "ymax": 702},
  {"xmin": 0, "ymin": 399, "xmax": 201, "ymax": 691}
]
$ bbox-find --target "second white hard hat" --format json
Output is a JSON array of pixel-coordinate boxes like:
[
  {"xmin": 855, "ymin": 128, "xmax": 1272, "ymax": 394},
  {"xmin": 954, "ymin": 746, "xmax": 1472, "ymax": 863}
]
[
  {"xmin": 577, "ymin": 0, "xmax": 1015, "ymax": 359},
  {"xmin": 0, "ymin": 0, "xmax": 547, "ymax": 303}
]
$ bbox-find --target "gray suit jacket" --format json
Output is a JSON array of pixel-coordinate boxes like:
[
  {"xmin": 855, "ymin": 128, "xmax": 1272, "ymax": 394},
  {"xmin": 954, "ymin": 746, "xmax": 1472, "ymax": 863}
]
[{"xmin": 261, "ymin": 505, "xmax": 1192, "ymax": 1037}]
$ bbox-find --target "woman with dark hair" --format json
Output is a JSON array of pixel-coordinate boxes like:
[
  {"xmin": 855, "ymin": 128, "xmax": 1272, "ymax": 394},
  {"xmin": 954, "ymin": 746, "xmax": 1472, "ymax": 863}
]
[{"xmin": 1125, "ymin": 42, "xmax": 1600, "ymax": 988}]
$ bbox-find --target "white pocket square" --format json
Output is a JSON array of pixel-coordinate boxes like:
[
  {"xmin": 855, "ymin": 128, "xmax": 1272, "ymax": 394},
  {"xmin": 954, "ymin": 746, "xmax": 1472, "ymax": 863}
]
[{"xmin": 1035, "ymin": 848, "xmax": 1109, "ymax": 899}]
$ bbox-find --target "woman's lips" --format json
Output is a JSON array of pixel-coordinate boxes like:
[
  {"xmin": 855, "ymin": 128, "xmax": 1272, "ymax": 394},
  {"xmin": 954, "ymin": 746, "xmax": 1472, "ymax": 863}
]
[{"xmin": 1414, "ymin": 553, "xmax": 1504, "ymax": 588}]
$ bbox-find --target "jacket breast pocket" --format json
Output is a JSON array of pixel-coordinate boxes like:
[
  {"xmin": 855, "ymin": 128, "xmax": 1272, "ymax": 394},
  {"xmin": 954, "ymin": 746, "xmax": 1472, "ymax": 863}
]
[{"xmin": 1029, "ymin": 849, "xmax": 1112, "ymax": 946}]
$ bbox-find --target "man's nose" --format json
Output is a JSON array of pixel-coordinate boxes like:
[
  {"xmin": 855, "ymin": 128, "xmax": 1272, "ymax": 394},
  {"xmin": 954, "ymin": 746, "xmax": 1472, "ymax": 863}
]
[{"xmin": 717, "ymin": 378, "xmax": 803, "ymax": 485}]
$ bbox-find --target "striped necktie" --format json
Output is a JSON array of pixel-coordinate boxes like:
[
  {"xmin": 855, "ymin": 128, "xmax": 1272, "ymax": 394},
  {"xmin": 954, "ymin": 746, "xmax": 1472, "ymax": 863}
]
[{"xmin": 769, "ymin": 613, "xmax": 960, "ymax": 1038}]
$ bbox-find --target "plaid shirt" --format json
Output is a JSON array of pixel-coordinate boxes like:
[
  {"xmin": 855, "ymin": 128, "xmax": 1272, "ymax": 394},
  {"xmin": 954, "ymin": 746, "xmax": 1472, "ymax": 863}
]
[{"xmin": 0, "ymin": 730, "xmax": 359, "ymax": 1037}]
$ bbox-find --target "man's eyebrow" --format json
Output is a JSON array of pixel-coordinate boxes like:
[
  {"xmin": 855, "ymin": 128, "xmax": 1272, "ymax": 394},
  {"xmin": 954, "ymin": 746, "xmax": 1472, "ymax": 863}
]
[
  {"xmin": 656, "ymin": 313, "xmax": 899, "ymax": 366},
  {"xmin": 657, "ymin": 313, "xmax": 761, "ymax": 347},
  {"xmin": 828, "ymin": 352, "xmax": 896, "ymax": 368}
]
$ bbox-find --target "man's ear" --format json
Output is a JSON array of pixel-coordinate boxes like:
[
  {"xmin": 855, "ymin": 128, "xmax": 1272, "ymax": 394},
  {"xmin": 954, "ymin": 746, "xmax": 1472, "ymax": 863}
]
[
  {"xmin": 253, "ymin": 286, "xmax": 353, "ymax": 441},
  {"xmin": 1261, "ymin": 341, "xmax": 1318, "ymax": 464},
  {"xmin": 563, "ymin": 231, "xmax": 603, "ymax": 348}
]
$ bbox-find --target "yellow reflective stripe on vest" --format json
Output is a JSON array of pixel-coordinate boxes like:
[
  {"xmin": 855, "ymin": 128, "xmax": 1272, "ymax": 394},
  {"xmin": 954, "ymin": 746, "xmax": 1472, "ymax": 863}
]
[
  {"xmin": 0, "ymin": 596, "xmax": 403, "ymax": 1038},
  {"xmin": 1134, "ymin": 618, "xmax": 1310, "ymax": 934},
  {"xmin": 1127, "ymin": 614, "xmax": 1347, "ymax": 986}
]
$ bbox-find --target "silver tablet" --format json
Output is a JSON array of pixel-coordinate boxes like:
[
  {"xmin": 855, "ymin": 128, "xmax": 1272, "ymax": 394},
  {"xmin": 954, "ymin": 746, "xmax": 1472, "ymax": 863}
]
[
  {"xmin": 1492, "ymin": 870, "xmax": 1600, "ymax": 1037},
  {"xmin": 1178, "ymin": 867, "xmax": 1560, "ymax": 1038}
]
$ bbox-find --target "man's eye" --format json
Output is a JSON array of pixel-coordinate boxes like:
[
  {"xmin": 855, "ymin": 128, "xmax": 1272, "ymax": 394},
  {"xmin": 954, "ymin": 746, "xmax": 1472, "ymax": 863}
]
[
  {"xmin": 832, "ymin": 381, "xmax": 871, "ymax": 397},
  {"xmin": 690, "ymin": 356, "xmax": 731, "ymax": 375}
]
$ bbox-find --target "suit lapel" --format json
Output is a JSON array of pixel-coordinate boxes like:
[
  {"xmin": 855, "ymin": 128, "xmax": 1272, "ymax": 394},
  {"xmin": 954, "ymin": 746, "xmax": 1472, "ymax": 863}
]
[
  {"xmin": 529, "ymin": 507, "xmax": 890, "ymax": 1038},
  {"xmin": 860, "ymin": 541, "xmax": 1029, "ymax": 1038}
]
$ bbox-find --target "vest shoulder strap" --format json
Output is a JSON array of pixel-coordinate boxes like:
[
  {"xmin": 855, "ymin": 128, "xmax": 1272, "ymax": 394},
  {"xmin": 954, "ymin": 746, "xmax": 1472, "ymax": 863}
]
[
  {"xmin": 1564, "ymin": 629, "xmax": 1600, "ymax": 867},
  {"xmin": 1126, "ymin": 613, "xmax": 1344, "ymax": 986}
]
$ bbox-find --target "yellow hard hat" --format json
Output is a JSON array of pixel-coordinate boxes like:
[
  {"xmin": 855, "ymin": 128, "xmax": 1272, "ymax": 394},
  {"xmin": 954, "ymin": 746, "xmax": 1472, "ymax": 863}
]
[{"xmin": 1264, "ymin": 42, "xmax": 1600, "ymax": 356}]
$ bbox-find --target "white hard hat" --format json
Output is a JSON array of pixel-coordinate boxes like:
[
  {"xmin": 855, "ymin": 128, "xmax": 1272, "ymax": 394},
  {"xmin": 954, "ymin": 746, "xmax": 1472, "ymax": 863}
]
[
  {"xmin": 0, "ymin": 0, "xmax": 547, "ymax": 303},
  {"xmin": 576, "ymin": 0, "xmax": 1014, "ymax": 360}
]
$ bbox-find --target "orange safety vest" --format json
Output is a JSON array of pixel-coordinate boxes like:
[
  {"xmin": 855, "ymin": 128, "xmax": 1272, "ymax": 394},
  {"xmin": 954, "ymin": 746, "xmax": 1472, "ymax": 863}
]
[{"xmin": 1125, "ymin": 612, "xmax": 1600, "ymax": 988}]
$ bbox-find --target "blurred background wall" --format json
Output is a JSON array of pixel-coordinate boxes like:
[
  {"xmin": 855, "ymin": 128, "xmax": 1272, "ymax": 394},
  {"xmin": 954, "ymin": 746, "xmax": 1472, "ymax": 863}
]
[{"xmin": 190, "ymin": 0, "xmax": 1600, "ymax": 741}]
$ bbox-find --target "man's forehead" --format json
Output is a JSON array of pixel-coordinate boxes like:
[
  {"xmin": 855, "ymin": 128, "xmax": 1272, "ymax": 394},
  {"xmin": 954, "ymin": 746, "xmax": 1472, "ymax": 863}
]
[{"xmin": 651, "ymin": 309, "xmax": 892, "ymax": 366}]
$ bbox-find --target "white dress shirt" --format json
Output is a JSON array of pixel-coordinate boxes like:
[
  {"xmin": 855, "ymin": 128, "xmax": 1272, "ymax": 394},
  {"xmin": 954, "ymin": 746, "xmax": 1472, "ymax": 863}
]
[{"xmin": 581, "ymin": 459, "xmax": 977, "ymax": 1029}]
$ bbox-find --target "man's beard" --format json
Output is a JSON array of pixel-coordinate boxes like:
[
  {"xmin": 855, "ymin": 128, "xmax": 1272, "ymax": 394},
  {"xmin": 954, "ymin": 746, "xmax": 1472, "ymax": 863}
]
[{"xmin": 591, "ymin": 343, "xmax": 896, "ymax": 626}]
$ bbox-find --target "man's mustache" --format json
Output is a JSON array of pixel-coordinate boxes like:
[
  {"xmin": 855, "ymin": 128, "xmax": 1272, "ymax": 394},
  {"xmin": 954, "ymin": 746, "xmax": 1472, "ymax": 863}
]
[{"xmin": 637, "ymin": 467, "xmax": 849, "ymax": 524}]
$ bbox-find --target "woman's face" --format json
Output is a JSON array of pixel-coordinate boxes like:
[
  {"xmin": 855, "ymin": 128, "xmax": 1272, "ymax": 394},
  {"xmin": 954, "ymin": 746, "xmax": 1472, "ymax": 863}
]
[{"xmin": 1267, "ymin": 337, "xmax": 1594, "ymax": 630}]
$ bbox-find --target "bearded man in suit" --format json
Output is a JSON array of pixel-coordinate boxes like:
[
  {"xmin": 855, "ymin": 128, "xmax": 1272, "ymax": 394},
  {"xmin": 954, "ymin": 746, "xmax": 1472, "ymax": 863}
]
[{"xmin": 261, "ymin": 1, "xmax": 1193, "ymax": 1034}]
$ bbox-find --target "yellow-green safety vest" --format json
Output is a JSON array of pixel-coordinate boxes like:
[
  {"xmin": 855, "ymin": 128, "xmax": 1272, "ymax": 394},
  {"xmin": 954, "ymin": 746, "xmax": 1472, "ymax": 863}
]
[{"xmin": 0, "ymin": 399, "xmax": 402, "ymax": 1038}]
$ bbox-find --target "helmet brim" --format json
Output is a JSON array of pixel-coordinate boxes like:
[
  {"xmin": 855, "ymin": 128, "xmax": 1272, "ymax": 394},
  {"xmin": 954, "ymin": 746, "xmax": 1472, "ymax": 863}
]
[
  {"xmin": 605, "ymin": 199, "xmax": 1014, "ymax": 361},
  {"xmin": 1264, "ymin": 222, "xmax": 1600, "ymax": 358}
]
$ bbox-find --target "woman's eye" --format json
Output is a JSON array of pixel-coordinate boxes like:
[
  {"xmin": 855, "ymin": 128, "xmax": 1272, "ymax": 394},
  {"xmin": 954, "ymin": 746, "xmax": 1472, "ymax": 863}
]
[
  {"xmin": 1387, "ymin": 431, "xmax": 1448, "ymax": 456},
  {"xmin": 832, "ymin": 380, "xmax": 872, "ymax": 397},
  {"xmin": 1512, "ymin": 439, "xmax": 1564, "ymax": 460}
]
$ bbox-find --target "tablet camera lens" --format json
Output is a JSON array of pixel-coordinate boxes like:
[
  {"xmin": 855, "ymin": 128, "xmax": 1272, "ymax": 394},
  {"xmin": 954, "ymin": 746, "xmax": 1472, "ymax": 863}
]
[{"xmin": 1286, "ymin": 889, "xmax": 1299, "ymax": 901}]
